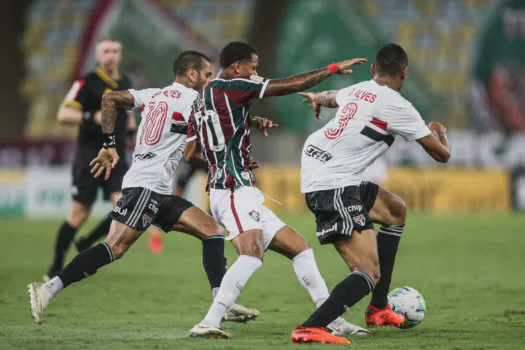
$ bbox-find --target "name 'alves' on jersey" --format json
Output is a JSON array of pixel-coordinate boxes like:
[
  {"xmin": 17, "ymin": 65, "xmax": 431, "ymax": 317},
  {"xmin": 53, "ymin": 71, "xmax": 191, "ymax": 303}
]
[
  {"xmin": 123, "ymin": 83, "xmax": 198, "ymax": 195},
  {"xmin": 188, "ymin": 75, "xmax": 269, "ymax": 189},
  {"xmin": 301, "ymin": 79, "xmax": 431, "ymax": 193}
]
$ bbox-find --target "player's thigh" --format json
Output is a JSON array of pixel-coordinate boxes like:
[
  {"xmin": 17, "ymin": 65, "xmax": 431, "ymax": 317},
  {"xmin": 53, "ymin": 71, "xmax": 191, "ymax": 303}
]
[
  {"xmin": 367, "ymin": 185, "xmax": 406, "ymax": 226},
  {"xmin": 104, "ymin": 219, "xmax": 144, "ymax": 259},
  {"xmin": 172, "ymin": 205, "xmax": 223, "ymax": 239},
  {"xmin": 334, "ymin": 229, "xmax": 380, "ymax": 281}
]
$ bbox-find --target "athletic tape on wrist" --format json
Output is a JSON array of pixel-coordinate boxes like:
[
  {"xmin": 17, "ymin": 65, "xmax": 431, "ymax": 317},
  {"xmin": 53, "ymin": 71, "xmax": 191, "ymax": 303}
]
[{"xmin": 327, "ymin": 63, "xmax": 339, "ymax": 75}]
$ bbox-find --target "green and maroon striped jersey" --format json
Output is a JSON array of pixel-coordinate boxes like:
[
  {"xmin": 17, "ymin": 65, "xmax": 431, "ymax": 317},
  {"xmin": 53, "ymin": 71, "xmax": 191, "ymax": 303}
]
[{"xmin": 188, "ymin": 74, "xmax": 269, "ymax": 189}]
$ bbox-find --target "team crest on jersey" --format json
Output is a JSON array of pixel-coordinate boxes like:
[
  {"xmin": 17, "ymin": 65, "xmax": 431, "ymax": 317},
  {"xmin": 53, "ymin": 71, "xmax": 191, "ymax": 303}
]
[
  {"xmin": 241, "ymin": 171, "xmax": 251, "ymax": 181},
  {"xmin": 142, "ymin": 212, "xmax": 153, "ymax": 227},
  {"xmin": 352, "ymin": 213, "xmax": 366, "ymax": 226},
  {"xmin": 249, "ymin": 210, "xmax": 260, "ymax": 222}
]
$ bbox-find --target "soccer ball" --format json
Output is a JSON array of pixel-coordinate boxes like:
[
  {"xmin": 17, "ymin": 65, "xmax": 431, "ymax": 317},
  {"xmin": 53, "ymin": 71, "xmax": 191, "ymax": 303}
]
[{"xmin": 388, "ymin": 286, "xmax": 426, "ymax": 329}]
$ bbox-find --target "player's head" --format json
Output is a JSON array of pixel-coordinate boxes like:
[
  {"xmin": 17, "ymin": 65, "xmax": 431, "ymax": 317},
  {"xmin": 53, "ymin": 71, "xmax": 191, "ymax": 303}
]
[
  {"xmin": 371, "ymin": 43, "xmax": 408, "ymax": 90},
  {"xmin": 96, "ymin": 37, "xmax": 122, "ymax": 72},
  {"xmin": 219, "ymin": 41, "xmax": 259, "ymax": 77},
  {"xmin": 173, "ymin": 51, "xmax": 212, "ymax": 90}
]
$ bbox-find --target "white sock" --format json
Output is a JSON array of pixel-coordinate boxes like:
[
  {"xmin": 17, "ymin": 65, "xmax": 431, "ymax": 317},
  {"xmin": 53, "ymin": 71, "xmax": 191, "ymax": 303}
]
[
  {"xmin": 43, "ymin": 276, "xmax": 64, "ymax": 297},
  {"xmin": 292, "ymin": 248, "xmax": 331, "ymax": 307},
  {"xmin": 292, "ymin": 248, "xmax": 347, "ymax": 327},
  {"xmin": 201, "ymin": 255, "xmax": 262, "ymax": 326}
]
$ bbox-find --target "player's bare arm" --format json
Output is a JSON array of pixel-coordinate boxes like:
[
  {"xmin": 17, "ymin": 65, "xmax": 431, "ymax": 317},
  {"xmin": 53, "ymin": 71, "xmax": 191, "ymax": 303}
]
[
  {"xmin": 249, "ymin": 115, "xmax": 278, "ymax": 137},
  {"xmin": 100, "ymin": 91, "xmax": 135, "ymax": 134},
  {"xmin": 416, "ymin": 121, "xmax": 451, "ymax": 163},
  {"xmin": 90, "ymin": 91, "xmax": 135, "ymax": 181},
  {"xmin": 298, "ymin": 90, "xmax": 339, "ymax": 120},
  {"xmin": 263, "ymin": 58, "xmax": 367, "ymax": 97}
]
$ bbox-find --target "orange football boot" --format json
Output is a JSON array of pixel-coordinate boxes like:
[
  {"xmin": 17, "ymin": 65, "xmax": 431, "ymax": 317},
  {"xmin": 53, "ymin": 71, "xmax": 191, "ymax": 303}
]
[
  {"xmin": 291, "ymin": 326, "xmax": 351, "ymax": 344},
  {"xmin": 365, "ymin": 304, "xmax": 405, "ymax": 327}
]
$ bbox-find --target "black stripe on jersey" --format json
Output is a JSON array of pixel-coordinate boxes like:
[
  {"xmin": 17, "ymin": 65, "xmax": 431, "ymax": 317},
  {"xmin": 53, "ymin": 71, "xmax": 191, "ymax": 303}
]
[
  {"xmin": 360, "ymin": 126, "xmax": 395, "ymax": 146},
  {"xmin": 170, "ymin": 123, "xmax": 188, "ymax": 134}
]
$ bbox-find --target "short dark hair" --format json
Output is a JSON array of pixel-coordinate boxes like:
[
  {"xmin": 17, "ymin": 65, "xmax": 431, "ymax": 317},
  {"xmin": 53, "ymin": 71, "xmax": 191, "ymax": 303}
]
[
  {"xmin": 375, "ymin": 43, "xmax": 408, "ymax": 77},
  {"xmin": 173, "ymin": 50, "xmax": 209, "ymax": 77},
  {"xmin": 219, "ymin": 41, "xmax": 257, "ymax": 69}
]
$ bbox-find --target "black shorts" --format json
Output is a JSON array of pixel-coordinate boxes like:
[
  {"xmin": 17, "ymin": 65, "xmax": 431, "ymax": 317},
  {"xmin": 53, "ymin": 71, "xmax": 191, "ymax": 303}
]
[
  {"xmin": 72, "ymin": 153, "xmax": 128, "ymax": 206},
  {"xmin": 110, "ymin": 187, "xmax": 194, "ymax": 231},
  {"xmin": 305, "ymin": 181, "xmax": 379, "ymax": 245}
]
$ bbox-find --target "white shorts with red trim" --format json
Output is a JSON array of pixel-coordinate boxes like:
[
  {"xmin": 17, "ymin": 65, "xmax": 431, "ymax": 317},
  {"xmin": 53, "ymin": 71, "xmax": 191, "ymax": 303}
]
[{"xmin": 210, "ymin": 186, "xmax": 286, "ymax": 250}]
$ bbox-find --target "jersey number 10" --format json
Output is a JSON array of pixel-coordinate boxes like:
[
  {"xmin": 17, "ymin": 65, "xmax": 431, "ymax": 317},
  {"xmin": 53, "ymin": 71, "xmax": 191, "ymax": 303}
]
[{"xmin": 140, "ymin": 101, "xmax": 168, "ymax": 146}]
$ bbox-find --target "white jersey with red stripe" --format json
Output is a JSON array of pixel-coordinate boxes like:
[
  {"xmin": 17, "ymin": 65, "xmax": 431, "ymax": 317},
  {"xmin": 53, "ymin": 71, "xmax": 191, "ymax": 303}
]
[
  {"xmin": 301, "ymin": 79, "xmax": 431, "ymax": 193},
  {"xmin": 122, "ymin": 83, "xmax": 198, "ymax": 195}
]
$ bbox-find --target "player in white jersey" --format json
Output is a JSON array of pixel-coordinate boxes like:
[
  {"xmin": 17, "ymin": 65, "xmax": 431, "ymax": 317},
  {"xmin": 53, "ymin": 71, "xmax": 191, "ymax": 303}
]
[
  {"xmin": 26, "ymin": 51, "xmax": 248, "ymax": 325},
  {"xmin": 291, "ymin": 44, "xmax": 451, "ymax": 344}
]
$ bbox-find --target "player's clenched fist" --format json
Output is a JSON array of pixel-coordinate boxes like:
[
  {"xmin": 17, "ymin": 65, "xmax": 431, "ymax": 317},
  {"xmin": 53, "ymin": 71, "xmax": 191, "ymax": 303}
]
[{"xmin": 90, "ymin": 148, "xmax": 120, "ymax": 181}]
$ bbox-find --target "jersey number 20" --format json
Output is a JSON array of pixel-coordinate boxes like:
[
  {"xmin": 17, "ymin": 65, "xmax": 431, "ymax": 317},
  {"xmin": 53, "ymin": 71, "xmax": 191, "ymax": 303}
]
[
  {"xmin": 140, "ymin": 101, "xmax": 168, "ymax": 146},
  {"xmin": 325, "ymin": 102, "xmax": 358, "ymax": 140}
]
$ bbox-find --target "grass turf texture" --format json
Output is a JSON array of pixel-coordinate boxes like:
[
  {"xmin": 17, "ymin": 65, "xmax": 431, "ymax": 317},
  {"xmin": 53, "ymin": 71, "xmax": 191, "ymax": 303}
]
[{"xmin": 1, "ymin": 213, "xmax": 524, "ymax": 349}]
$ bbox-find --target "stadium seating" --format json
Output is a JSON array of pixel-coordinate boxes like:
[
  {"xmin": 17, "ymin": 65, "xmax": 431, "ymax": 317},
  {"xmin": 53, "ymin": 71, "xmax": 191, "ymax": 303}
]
[{"xmin": 361, "ymin": 0, "xmax": 492, "ymax": 128}]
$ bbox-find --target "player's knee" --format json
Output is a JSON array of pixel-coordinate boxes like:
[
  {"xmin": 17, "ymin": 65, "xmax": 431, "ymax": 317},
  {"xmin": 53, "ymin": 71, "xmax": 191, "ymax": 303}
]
[
  {"xmin": 67, "ymin": 206, "xmax": 91, "ymax": 227},
  {"xmin": 109, "ymin": 242, "xmax": 129, "ymax": 260},
  {"xmin": 359, "ymin": 260, "xmax": 381, "ymax": 286},
  {"xmin": 389, "ymin": 196, "xmax": 407, "ymax": 226}
]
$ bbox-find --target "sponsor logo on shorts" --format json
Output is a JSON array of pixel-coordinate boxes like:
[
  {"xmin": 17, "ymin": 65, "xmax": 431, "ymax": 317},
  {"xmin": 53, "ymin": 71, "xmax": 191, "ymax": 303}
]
[
  {"xmin": 148, "ymin": 199, "xmax": 159, "ymax": 214},
  {"xmin": 352, "ymin": 213, "xmax": 366, "ymax": 226},
  {"xmin": 317, "ymin": 222, "xmax": 337, "ymax": 237},
  {"xmin": 112, "ymin": 205, "xmax": 128, "ymax": 216},
  {"xmin": 71, "ymin": 185, "xmax": 78, "ymax": 196},
  {"xmin": 348, "ymin": 204, "xmax": 363, "ymax": 212},
  {"xmin": 142, "ymin": 212, "xmax": 153, "ymax": 227},
  {"xmin": 304, "ymin": 144, "xmax": 333, "ymax": 163},
  {"xmin": 134, "ymin": 152, "xmax": 157, "ymax": 161},
  {"xmin": 249, "ymin": 210, "xmax": 260, "ymax": 222}
]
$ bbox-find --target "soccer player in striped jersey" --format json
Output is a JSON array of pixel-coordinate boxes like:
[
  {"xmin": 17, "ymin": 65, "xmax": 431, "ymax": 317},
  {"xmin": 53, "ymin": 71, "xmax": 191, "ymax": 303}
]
[
  {"xmin": 187, "ymin": 41, "xmax": 368, "ymax": 339},
  {"xmin": 291, "ymin": 44, "xmax": 450, "ymax": 344}
]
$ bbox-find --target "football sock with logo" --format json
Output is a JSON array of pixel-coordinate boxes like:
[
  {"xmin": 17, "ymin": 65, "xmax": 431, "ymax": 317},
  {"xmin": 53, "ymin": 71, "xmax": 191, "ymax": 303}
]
[
  {"xmin": 58, "ymin": 242, "xmax": 115, "ymax": 288},
  {"xmin": 50, "ymin": 221, "xmax": 78, "ymax": 272},
  {"xmin": 292, "ymin": 248, "xmax": 330, "ymax": 307},
  {"xmin": 76, "ymin": 215, "xmax": 112, "ymax": 250},
  {"xmin": 301, "ymin": 271, "xmax": 375, "ymax": 328},
  {"xmin": 202, "ymin": 235, "xmax": 226, "ymax": 292},
  {"xmin": 370, "ymin": 225, "xmax": 404, "ymax": 309},
  {"xmin": 202, "ymin": 255, "xmax": 262, "ymax": 326}
]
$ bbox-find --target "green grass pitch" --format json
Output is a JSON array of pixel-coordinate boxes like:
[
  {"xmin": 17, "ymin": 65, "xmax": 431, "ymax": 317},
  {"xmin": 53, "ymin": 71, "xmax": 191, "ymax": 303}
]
[{"xmin": 1, "ymin": 213, "xmax": 524, "ymax": 349}]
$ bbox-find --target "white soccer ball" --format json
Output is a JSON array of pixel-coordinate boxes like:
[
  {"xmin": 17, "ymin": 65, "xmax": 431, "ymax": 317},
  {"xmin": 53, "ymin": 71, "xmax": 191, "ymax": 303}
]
[{"xmin": 388, "ymin": 286, "xmax": 426, "ymax": 329}]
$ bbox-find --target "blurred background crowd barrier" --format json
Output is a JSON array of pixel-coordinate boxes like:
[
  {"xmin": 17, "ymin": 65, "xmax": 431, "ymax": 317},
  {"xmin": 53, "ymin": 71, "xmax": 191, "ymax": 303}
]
[{"xmin": 1, "ymin": 0, "xmax": 525, "ymax": 217}]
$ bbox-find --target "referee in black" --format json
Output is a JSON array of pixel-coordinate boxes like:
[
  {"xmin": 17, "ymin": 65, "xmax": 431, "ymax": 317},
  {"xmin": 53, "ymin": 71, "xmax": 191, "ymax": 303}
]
[{"xmin": 45, "ymin": 37, "xmax": 135, "ymax": 280}]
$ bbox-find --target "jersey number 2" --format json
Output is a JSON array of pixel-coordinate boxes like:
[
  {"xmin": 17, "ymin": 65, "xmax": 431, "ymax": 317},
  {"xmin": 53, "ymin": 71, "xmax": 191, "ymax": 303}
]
[
  {"xmin": 140, "ymin": 101, "xmax": 168, "ymax": 146},
  {"xmin": 325, "ymin": 102, "xmax": 358, "ymax": 139}
]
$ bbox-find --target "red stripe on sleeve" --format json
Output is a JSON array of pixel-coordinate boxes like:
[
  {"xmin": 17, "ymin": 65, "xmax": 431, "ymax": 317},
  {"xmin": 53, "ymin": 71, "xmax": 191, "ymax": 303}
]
[
  {"xmin": 371, "ymin": 117, "xmax": 388, "ymax": 131},
  {"xmin": 172, "ymin": 111, "xmax": 184, "ymax": 122}
]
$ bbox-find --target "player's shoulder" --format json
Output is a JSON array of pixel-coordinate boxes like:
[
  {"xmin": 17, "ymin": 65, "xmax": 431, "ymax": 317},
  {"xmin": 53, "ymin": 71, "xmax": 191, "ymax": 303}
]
[
  {"xmin": 78, "ymin": 71, "xmax": 98, "ymax": 84},
  {"xmin": 211, "ymin": 75, "xmax": 265, "ymax": 87}
]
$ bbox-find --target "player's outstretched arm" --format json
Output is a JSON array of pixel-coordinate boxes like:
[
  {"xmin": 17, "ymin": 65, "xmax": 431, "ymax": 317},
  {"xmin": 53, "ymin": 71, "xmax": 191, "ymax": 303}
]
[
  {"xmin": 263, "ymin": 58, "xmax": 366, "ymax": 97},
  {"xmin": 100, "ymin": 91, "xmax": 135, "ymax": 134},
  {"xmin": 298, "ymin": 91, "xmax": 339, "ymax": 119},
  {"xmin": 416, "ymin": 122, "xmax": 451, "ymax": 163}
]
